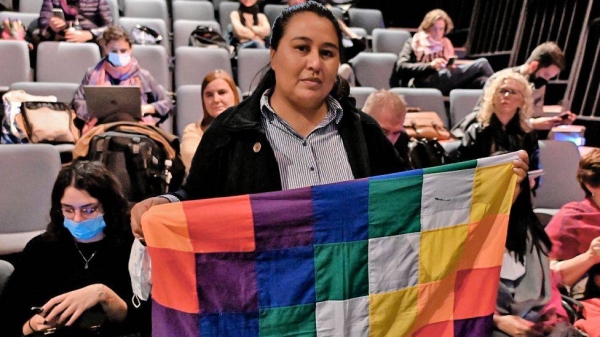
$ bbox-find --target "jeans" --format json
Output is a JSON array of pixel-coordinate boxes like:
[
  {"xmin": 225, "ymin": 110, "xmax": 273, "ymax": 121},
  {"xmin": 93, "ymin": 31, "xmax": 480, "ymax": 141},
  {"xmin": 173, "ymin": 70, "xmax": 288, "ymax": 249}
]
[{"xmin": 414, "ymin": 57, "xmax": 494, "ymax": 96}]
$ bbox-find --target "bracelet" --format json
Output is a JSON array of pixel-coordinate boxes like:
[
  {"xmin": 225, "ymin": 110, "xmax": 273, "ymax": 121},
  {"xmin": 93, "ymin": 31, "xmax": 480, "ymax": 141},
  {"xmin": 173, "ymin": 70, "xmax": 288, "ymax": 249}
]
[
  {"xmin": 159, "ymin": 194, "xmax": 180, "ymax": 203},
  {"xmin": 28, "ymin": 318, "xmax": 38, "ymax": 332}
]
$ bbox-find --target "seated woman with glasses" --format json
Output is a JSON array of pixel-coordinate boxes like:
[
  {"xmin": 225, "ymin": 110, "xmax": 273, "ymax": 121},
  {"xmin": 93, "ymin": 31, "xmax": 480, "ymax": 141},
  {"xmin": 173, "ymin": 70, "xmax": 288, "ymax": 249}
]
[
  {"xmin": 0, "ymin": 161, "xmax": 139, "ymax": 336},
  {"xmin": 456, "ymin": 70, "xmax": 578, "ymax": 336}
]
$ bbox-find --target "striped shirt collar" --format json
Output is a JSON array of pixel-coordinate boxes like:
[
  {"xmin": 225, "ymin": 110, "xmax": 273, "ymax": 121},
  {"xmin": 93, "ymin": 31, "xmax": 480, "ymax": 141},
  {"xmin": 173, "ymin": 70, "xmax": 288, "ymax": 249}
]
[{"xmin": 259, "ymin": 89, "xmax": 344, "ymax": 127}]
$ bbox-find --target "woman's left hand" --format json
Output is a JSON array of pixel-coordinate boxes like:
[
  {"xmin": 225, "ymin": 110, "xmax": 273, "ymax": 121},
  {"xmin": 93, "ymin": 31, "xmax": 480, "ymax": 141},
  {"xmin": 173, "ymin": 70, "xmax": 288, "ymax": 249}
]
[
  {"xmin": 512, "ymin": 150, "xmax": 529, "ymax": 202},
  {"xmin": 64, "ymin": 29, "xmax": 93, "ymax": 43},
  {"xmin": 41, "ymin": 284, "xmax": 106, "ymax": 327},
  {"xmin": 513, "ymin": 150, "xmax": 529, "ymax": 185}
]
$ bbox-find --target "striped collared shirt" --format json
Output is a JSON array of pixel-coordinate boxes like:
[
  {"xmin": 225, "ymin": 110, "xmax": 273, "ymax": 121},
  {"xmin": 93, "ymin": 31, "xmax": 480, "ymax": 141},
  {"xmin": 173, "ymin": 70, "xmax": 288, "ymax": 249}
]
[{"xmin": 260, "ymin": 90, "xmax": 354, "ymax": 190}]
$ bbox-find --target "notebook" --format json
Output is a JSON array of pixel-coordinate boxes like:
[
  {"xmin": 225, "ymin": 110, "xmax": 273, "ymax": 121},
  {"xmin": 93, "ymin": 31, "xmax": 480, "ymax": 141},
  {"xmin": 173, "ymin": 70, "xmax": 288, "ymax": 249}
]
[{"xmin": 83, "ymin": 86, "xmax": 141, "ymax": 121}]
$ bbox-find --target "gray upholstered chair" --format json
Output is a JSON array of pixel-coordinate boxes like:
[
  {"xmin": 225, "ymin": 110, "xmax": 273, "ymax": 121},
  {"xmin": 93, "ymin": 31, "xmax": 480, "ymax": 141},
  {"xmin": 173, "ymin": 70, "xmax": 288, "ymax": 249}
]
[
  {"xmin": 350, "ymin": 86, "xmax": 376, "ymax": 110},
  {"xmin": 18, "ymin": 0, "xmax": 43, "ymax": 13},
  {"xmin": 0, "ymin": 260, "xmax": 14, "ymax": 298},
  {"xmin": 119, "ymin": 17, "xmax": 170, "ymax": 54},
  {"xmin": 372, "ymin": 28, "xmax": 411, "ymax": 55},
  {"xmin": 36, "ymin": 41, "xmax": 101, "ymax": 83},
  {"xmin": 237, "ymin": 48, "xmax": 270, "ymax": 96},
  {"xmin": 263, "ymin": 4, "xmax": 286, "ymax": 26},
  {"xmin": 174, "ymin": 46, "xmax": 233, "ymax": 89},
  {"xmin": 124, "ymin": 0, "xmax": 169, "ymax": 24},
  {"xmin": 534, "ymin": 140, "xmax": 585, "ymax": 214},
  {"xmin": 448, "ymin": 89, "xmax": 483, "ymax": 129},
  {"xmin": 390, "ymin": 87, "xmax": 449, "ymax": 128},
  {"xmin": 0, "ymin": 40, "xmax": 31, "ymax": 91},
  {"xmin": 0, "ymin": 11, "xmax": 39, "ymax": 29},
  {"xmin": 218, "ymin": 1, "xmax": 239, "ymax": 35},
  {"xmin": 175, "ymin": 84, "xmax": 203, "ymax": 138},
  {"xmin": 347, "ymin": 8, "xmax": 384, "ymax": 35},
  {"xmin": 131, "ymin": 44, "xmax": 174, "ymax": 133},
  {"xmin": 172, "ymin": 1, "xmax": 215, "ymax": 21},
  {"xmin": 349, "ymin": 52, "xmax": 398, "ymax": 90},
  {"xmin": 0, "ymin": 144, "xmax": 62, "ymax": 255},
  {"xmin": 9, "ymin": 82, "xmax": 79, "ymax": 103},
  {"xmin": 173, "ymin": 19, "xmax": 222, "ymax": 50}
]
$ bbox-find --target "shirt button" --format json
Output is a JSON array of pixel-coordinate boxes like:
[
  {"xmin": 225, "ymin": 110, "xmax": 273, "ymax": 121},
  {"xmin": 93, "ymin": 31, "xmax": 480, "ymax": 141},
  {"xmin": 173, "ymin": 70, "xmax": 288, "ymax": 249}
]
[
  {"xmin": 253, "ymin": 142, "xmax": 261, "ymax": 153},
  {"xmin": 302, "ymin": 141, "xmax": 307, "ymax": 146},
  {"xmin": 310, "ymin": 167, "xmax": 315, "ymax": 171}
]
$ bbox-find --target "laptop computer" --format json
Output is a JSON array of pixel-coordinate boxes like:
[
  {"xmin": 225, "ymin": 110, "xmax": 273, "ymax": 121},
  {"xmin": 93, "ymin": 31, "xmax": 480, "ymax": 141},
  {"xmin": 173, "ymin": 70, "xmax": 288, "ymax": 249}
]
[{"xmin": 83, "ymin": 86, "xmax": 142, "ymax": 121}]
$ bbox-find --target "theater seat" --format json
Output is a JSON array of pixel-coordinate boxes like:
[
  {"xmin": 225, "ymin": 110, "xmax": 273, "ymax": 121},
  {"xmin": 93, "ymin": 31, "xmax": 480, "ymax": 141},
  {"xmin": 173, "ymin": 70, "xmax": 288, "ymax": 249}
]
[{"xmin": 0, "ymin": 144, "xmax": 62, "ymax": 255}]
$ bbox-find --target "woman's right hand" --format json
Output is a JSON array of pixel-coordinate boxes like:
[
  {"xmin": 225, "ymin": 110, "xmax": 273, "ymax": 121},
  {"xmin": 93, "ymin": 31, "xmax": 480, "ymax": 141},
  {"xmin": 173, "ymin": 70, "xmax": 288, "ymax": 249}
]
[
  {"xmin": 131, "ymin": 196, "xmax": 170, "ymax": 240},
  {"xmin": 430, "ymin": 58, "xmax": 447, "ymax": 70},
  {"xmin": 494, "ymin": 314, "xmax": 543, "ymax": 336},
  {"xmin": 49, "ymin": 17, "xmax": 66, "ymax": 32}
]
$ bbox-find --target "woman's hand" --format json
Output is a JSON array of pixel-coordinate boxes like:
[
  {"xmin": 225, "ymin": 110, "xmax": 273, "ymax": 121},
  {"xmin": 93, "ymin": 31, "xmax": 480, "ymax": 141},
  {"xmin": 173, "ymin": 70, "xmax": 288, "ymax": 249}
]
[
  {"xmin": 49, "ymin": 17, "xmax": 66, "ymax": 32},
  {"xmin": 513, "ymin": 150, "xmax": 529, "ymax": 184},
  {"xmin": 494, "ymin": 314, "xmax": 543, "ymax": 336},
  {"xmin": 430, "ymin": 58, "xmax": 447, "ymax": 70},
  {"xmin": 64, "ymin": 29, "xmax": 93, "ymax": 43},
  {"xmin": 41, "ymin": 284, "xmax": 106, "ymax": 327},
  {"xmin": 82, "ymin": 117, "xmax": 98, "ymax": 135},
  {"xmin": 131, "ymin": 196, "xmax": 170, "ymax": 240},
  {"xmin": 511, "ymin": 150, "xmax": 529, "ymax": 202},
  {"xmin": 22, "ymin": 314, "xmax": 53, "ymax": 335},
  {"xmin": 587, "ymin": 237, "xmax": 600, "ymax": 263}
]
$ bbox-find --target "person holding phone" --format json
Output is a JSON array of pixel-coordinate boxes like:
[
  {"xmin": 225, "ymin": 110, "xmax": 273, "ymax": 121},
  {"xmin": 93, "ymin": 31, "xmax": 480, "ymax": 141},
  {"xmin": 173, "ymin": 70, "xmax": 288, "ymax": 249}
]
[
  {"xmin": 0, "ymin": 161, "xmax": 145, "ymax": 336},
  {"xmin": 390, "ymin": 9, "xmax": 494, "ymax": 95},
  {"xmin": 37, "ymin": 0, "xmax": 113, "ymax": 43}
]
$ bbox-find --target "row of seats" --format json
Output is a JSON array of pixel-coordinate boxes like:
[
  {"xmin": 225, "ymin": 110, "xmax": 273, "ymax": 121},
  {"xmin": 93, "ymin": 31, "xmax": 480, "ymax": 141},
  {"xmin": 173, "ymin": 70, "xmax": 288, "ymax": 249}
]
[
  {"xmin": 9, "ymin": 0, "xmax": 387, "ymax": 50},
  {"xmin": 0, "ymin": 139, "xmax": 583, "ymax": 255},
  {"xmin": 5, "ymin": 76, "xmax": 482, "ymax": 141},
  {"xmin": 0, "ymin": 30, "xmax": 410, "ymax": 88}
]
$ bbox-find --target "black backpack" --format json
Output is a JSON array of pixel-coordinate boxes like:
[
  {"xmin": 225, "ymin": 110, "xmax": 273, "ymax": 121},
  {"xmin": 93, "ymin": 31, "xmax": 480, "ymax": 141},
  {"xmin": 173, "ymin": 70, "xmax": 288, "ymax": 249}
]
[
  {"xmin": 189, "ymin": 25, "xmax": 233, "ymax": 55},
  {"xmin": 408, "ymin": 138, "xmax": 455, "ymax": 169},
  {"xmin": 82, "ymin": 123, "xmax": 184, "ymax": 204}
]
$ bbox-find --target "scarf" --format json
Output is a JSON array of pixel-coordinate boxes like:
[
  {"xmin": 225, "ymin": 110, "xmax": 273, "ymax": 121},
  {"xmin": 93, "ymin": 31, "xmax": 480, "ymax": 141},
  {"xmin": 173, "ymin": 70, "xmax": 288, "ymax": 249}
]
[
  {"xmin": 59, "ymin": 0, "xmax": 79, "ymax": 17},
  {"xmin": 411, "ymin": 30, "xmax": 453, "ymax": 63},
  {"xmin": 88, "ymin": 57, "xmax": 142, "ymax": 90},
  {"xmin": 238, "ymin": 3, "xmax": 259, "ymax": 27}
]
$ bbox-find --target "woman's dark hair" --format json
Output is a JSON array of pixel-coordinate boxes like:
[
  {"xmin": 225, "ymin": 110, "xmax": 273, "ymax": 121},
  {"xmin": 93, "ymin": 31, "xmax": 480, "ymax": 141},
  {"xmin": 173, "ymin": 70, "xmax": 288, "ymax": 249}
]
[
  {"xmin": 47, "ymin": 160, "xmax": 130, "ymax": 244},
  {"xmin": 506, "ymin": 171, "xmax": 553, "ymax": 263},
  {"xmin": 488, "ymin": 151, "xmax": 552, "ymax": 263},
  {"xmin": 578, "ymin": 148, "xmax": 600, "ymax": 197},
  {"xmin": 253, "ymin": 2, "xmax": 350, "ymax": 103}
]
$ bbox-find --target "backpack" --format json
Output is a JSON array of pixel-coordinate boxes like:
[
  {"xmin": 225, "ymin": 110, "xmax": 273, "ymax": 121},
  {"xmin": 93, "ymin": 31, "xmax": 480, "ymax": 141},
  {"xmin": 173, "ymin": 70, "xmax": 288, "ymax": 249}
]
[
  {"xmin": 73, "ymin": 122, "xmax": 185, "ymax": 204},
  {"xmin": 131, "ymin": 24, "xmax": 163, "ymax": 45},
  {"xmin": 189, "ymin": 25, "xmax": 233, "ymax": 55},
  {"xmin": 408, "ymin": 138, "xmax": 455, "ymax": 169}
]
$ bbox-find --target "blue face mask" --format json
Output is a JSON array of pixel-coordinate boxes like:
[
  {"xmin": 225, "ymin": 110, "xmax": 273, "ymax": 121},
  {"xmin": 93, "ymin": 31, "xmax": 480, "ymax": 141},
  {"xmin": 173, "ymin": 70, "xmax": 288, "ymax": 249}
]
[
  {"xmin": 63, "ymin": 215, "xmax": 107, "ymax": 241},
  {"xmin": 107, "ymin": 52, "xmax": 131, "ymax": 67}
]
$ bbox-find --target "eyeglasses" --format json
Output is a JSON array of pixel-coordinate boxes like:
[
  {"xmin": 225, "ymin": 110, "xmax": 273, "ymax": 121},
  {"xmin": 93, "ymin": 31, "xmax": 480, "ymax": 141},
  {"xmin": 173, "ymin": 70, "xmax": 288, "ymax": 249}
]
[
  {"xmin": 497, "ymin": 88, "xmax": 522, "ymax": 97},
  {"xmin": 61, "ymin": 204, "xmax": 101, "ymax": 220}
]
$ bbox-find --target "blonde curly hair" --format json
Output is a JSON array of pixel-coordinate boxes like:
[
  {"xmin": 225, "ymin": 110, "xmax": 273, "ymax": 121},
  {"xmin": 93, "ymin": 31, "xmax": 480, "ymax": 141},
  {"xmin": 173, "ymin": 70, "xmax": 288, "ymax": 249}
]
[{"xmin": 477, "ymin": 69, "xmax": 534, "ymax": 132}]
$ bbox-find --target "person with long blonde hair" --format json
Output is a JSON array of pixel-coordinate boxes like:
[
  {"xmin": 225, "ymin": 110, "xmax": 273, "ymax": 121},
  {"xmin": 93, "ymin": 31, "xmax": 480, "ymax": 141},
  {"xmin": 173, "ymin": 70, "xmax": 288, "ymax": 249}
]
[{"xmin": 457, "ymin": 69, "xmax": 579, "ymax": 336}]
